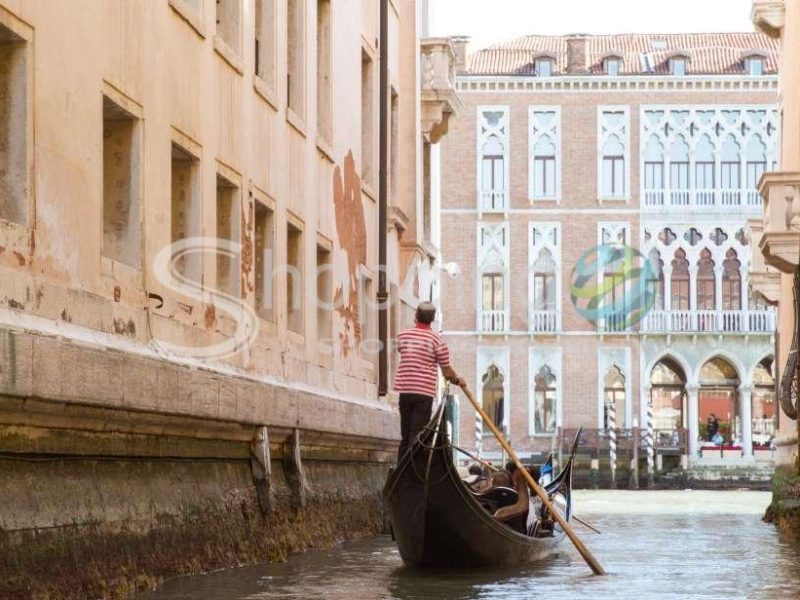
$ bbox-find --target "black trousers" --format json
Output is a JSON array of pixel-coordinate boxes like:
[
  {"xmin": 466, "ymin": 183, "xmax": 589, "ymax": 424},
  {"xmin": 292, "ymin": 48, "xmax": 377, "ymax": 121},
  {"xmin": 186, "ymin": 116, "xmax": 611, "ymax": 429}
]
[{"xmin": 398, "ymin": 393, "xmax": 434, "ymax": 461}]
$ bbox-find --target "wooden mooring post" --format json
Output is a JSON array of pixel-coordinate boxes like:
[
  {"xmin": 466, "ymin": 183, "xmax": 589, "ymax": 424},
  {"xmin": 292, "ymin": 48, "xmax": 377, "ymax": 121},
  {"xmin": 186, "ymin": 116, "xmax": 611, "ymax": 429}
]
[
  {"xmin": 646, "ymin": 404, "xmax": 655, "ymax": 488},
  {"xmin": 608, "ymin": 405, "xmax": 617, "ymax": 487},
  {"xmin": 629, "ymin": 420, "xmax": 640, "ymax": 490}
]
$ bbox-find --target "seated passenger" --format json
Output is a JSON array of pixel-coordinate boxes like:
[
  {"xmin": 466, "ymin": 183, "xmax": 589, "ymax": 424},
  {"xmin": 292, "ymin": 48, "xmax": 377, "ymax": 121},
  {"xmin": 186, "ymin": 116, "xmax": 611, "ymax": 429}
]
[{"xmin": 493, "ymin": 464, "xmax": 541, "ymax": 525}]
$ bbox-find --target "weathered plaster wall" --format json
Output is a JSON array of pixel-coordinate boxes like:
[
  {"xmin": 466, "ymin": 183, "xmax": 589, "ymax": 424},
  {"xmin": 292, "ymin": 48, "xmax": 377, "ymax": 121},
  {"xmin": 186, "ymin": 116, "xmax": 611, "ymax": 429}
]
[{"xmin": 0, "ymin": 0, "xmax": 432, "ymax": 594}]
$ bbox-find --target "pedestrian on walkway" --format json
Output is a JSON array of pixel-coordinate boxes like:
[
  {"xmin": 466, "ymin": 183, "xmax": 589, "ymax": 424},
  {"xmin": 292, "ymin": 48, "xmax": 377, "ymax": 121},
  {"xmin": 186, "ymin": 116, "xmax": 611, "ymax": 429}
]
[{"xmin": 394, "ymin": 302, "xmax": 465, "ymax": 461}]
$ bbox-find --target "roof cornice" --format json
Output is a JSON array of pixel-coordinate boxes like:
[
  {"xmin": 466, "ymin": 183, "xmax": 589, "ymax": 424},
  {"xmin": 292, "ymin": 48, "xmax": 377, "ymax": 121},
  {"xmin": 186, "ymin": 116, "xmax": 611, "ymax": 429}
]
[{"xmin": 455, "ymin": 74, "xmax": 778, "ymax": 94}]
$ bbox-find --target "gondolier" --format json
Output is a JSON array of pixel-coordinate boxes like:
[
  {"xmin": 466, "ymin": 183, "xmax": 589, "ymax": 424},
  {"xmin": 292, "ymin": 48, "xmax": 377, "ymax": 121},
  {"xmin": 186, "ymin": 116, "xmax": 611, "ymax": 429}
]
[{"xmin": 394, "ymin": 302, "xmax": 465, "ymax": 460}]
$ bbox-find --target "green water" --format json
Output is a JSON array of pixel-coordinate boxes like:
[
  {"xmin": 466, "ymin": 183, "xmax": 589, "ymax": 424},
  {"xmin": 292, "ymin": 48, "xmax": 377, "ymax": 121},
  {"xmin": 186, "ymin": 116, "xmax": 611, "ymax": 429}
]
[{"xmin": 143, "ymin": 491, "xmax": 800, "ymax": 599}]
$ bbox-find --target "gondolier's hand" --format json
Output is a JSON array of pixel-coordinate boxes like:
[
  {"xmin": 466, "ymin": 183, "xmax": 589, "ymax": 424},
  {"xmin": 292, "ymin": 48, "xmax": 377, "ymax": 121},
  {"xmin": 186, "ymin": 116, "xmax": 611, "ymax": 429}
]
[{"xmin": 453, "ymin": 376, "xmax": 467, "ymax": 389}]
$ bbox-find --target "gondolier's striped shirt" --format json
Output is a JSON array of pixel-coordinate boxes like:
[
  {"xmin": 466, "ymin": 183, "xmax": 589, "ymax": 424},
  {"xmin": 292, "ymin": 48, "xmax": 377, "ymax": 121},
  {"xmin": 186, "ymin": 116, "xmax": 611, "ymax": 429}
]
[{"xmin": 394, "ymin": 323, "xmax": 451, "ymax": 398}]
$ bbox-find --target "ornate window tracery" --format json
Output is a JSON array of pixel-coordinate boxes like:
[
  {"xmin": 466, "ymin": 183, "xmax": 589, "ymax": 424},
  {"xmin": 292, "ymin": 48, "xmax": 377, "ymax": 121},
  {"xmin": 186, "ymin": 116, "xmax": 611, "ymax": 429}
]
[
  {"xmin": 598, "ymin": 107, "xmax": 629, "ymax": 199},
  {"xmin": 477, "ymin": 106, "xmax": 509, "ymax": 211},
  {"xmin": 529, "ymin": 108, "xmax": 561, "ymax": 200},
  {"xmin": 641, "ymin": 106, "xmax": 777, "ymax": 210}
]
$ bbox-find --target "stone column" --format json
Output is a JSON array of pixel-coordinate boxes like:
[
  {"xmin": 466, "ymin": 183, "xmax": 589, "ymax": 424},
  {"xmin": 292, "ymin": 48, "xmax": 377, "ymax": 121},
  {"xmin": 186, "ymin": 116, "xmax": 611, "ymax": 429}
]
[
  {"xmin": 740, "ymin": 263, "xmax": 749, "ymax": 312},
  {"xmin": 663, "ymin": 264, "xmax": 672, "ymax": 312},
  {"xmin": 714, "ymin": 264, "xmax": 724, "ymax": 330},
  {"xmin": 688, "ymin": 265, "xmax": 698, "ymax": 330},
  {"xmin": 739, "ymin": 383, "xmax": 754, "ymax": 458},
  {"xmin": 687, "ymin": 383, "xmax": 700, "ymax": 459}
]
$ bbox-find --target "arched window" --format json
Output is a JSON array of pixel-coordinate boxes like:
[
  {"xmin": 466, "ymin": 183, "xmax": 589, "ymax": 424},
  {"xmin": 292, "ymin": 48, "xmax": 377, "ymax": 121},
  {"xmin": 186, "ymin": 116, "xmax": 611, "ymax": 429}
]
[
  {"xmin": 650, "ymin": 358, "xmax": 687, "ymax": 432},
  {"xmin": 603, "ymin": 243, "xmax": 627, "ymax": 331},
  {"xmin": 481, "ymin": 273, "xmax": 504, "ymax": 311},
  {"xmin": 669, "ymin": 135, "xmax": 690, "ymax": 200},
  {"xmin": 532, "ymin": 248, "xmax": 556, "ymax": 311},
  {"xmin": 533, "ymin": 365, "xmax": 557, "ymax": 434},
  {"xmin": 722, "ymin": 248, "xmax": 741, "ymax": 310},
  {"xmin": 644, "ymin": 136, "xmax": 665, "ymax": 202},
  {"xmin": 603, "ymin": 365, "xmax": 626, "ymax": 430},
  {"xmin": 752, "ymin": 357, "xmax": 775, "ymax": 447},
  {"xmin": 648, "ymin": 248, "xmax": 665, "ymax": 310},
  {"xmin": 746, "ymin": 135, "xmax": 767, "ymax": 191},
  {"xmin": 481, "ymin": 135, "xmax": 505, "ymax": 199},
  {"xmin": 695, "ymin": 135, "xmax": 715, "ymax": 202},
  {"xmin": 482, "ymin": 365, "xmax": 505, "ymax": 435},
  {"xmin": 532, "ymin": 137, "xmax": 557, "ymax": 198},
  {"xmin": 699, "ymin": 357, "xmax": 740, "ymax": 445},
  {"xmin": 671, "ymin": 249, "xmax": 690, "ymax": 310},
  {"xmin": 601, "ymin": 135, "xmax": 626, "ymax": 197},
  {"xmin": 721, "ymin": 135, "xmax": 741, "ymax": 193},
  {"xmin": 697, "ymin": 248, "xmax": 716, "ymax": 311}
]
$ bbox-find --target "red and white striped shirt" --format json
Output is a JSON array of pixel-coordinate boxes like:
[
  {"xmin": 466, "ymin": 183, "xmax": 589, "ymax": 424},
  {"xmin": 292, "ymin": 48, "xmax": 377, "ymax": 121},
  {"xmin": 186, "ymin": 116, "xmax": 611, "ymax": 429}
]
[{"xmin": 394, "ymin": 323, "xmax": 451, "ymax": 397}]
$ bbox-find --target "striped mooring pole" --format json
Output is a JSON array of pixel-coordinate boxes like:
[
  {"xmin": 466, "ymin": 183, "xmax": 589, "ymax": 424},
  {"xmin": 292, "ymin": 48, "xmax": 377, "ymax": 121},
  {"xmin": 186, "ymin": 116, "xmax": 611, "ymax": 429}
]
[
  {"xmin": 475, "ymin": 409, "xmax": 483, "ymax": 460},
  {"xmin": 646, "ymin": 403, "xmax": 655, "ymax": 487},
  {"xmin": 608, "ymin": 403, "xmax": 617, "ymax": 486}
]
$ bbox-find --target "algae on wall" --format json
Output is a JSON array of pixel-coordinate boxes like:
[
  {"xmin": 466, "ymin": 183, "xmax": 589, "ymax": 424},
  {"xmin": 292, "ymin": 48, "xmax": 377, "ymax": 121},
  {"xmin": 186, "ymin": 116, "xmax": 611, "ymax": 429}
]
[
  {"xmin": 764, "ymin": 466, "xmax": 800, "ymax": 538},
  {"xmin": 0, "ymin": 455, "xmax": 390, "ymax": 598}
]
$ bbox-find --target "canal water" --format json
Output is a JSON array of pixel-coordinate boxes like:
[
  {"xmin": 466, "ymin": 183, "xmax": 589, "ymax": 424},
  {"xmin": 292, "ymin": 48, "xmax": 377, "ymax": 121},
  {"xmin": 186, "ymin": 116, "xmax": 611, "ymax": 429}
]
[{"xmin": 144, "ymin": 491, "xmax": 800, "ymax": 599}]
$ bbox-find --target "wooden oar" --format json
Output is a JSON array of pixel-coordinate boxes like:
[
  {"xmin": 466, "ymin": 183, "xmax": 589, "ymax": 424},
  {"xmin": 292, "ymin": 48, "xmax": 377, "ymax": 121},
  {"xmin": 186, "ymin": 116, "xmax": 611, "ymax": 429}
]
[
  {"xmin": 573, "ymin": 515, "xmax": 602, "ymax": 534},
  {"xmin": 452, "ymin": 444, "xmax": 502, "ymax": 472},
  {"xmin": 459, "ymin": 385, "xmax": 606, "ymax": 576}
]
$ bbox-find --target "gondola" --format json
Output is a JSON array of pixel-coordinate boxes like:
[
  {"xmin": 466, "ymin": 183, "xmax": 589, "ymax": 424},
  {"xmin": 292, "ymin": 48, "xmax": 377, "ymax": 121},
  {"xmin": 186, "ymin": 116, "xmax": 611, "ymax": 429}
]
[{"xmin": 383, "ymin": 399, "xmax": 576, "ymax": 568}]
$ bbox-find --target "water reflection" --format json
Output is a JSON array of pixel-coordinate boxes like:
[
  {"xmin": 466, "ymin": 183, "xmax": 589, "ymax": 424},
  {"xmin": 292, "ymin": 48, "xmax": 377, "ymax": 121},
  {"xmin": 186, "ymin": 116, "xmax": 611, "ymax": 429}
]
[{"xmin": 143, "ymin": 491, "xmax": 800, "ymax": 600}]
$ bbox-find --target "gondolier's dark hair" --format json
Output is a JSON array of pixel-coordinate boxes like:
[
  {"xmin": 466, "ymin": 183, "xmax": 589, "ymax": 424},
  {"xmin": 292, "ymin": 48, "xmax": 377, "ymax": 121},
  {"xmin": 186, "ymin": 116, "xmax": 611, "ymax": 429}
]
[{"xmin": 415, "ymin": 302, "xmax": 436, "ymax": 324}]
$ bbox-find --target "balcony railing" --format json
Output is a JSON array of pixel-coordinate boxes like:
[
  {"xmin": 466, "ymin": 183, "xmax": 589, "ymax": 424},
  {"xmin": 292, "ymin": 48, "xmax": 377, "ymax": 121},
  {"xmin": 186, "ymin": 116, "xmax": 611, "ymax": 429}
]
[
  {"xmin": 479, "ymin": 310, "xmax": 507, "ymax": 333},
  {"xmin": 558, "ymin": 428, "xmax": 689, "ymax": 455},
  {"xmin": 598, "ymin": 313, "xmax": 629, "ymax": 332},
  {"xmin": 529, "ymin": 310, "xmax": 559, "ymax": 333},
  {"xmin": 479, "ymin": 189, "xmax": 506, "ymax": 212},
  {"xmin": 643, "ymin": 188, "xmax": 762, "ymax": 210},
  {"xmin": 641, "ymin": 309, "xmax": 776, "ymax": 333}
]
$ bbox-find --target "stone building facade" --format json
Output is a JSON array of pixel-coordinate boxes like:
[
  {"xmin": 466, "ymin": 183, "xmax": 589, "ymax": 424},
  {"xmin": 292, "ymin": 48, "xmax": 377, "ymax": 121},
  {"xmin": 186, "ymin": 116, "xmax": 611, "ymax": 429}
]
[
  {"xmin": 750, "ymin": 1, "xmax": 800, "ymax": 475},
  {"xmin": 0, "ymin": 0, "xmax": 460, "ymax": 595},
  {"xmin": 439, "ymin": 33, "xmax": 780, "ymax": 465}
]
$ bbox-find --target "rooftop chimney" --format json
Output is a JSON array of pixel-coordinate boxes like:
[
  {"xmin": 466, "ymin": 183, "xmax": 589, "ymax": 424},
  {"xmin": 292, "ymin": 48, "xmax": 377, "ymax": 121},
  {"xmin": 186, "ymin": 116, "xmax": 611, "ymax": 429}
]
[{"xmin": 567, "ymin": 34, "xmax": 588, "ymax": 74}]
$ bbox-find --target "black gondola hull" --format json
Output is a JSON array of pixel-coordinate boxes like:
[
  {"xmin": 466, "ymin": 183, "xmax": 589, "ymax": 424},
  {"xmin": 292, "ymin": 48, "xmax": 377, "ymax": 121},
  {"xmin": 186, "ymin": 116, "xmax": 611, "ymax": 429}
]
[{"xmin": 384, "ymin": 407, "xmax": 571, "ymax": 568}]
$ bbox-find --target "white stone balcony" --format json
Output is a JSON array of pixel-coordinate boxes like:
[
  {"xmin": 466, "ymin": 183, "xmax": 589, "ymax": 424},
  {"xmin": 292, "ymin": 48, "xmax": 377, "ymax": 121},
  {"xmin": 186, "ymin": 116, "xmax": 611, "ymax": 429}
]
[
  {"xmin": 641, "ymin": 309, "xmax": 776, "ymax": 333},
  {"xmin": 529, "ymin": 310, "xmax": 559, "ymax": 333},
  {"xmin": 479, "ymin": 189, "xmax": 507, "ymax": 212},
  {"xmin": 642, "ymin": 187, "xmax": 763, "ymax": 212},
  {"xmin": 421, "ymin": 37, "xmax": 464, "ymax": 144},
  {"xmin": 479, "ymin": 309, "xmax": 507, "ymax": 333},
  {"xmin": 756, "ymin": 172, "xmax": 800, "ymax": 273}
]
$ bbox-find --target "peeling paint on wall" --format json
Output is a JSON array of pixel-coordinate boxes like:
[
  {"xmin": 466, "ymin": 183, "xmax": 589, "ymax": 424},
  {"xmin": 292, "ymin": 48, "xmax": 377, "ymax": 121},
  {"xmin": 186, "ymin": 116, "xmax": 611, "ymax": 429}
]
[
  {"xmin": 332, "ymin": 151, "xmax": 366, "ymax": 358},
  {"xmin": 240, "ymin": 198, "xmax": 255, "ymax": 297},
  {"xmin": 204, "ymin": 304, "xmax": 217, "ymax": 330}
]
